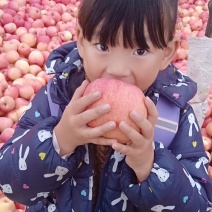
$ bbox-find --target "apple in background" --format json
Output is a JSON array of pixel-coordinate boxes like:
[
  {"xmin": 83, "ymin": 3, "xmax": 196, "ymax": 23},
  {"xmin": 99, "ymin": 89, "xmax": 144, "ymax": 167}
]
[
  {"xmin": 13, "ymin": 78, "xmax": 27, "ymax": 87},
  {"xmin": 37, "ymin": 42, "xmax": 48, "ymax": 51},
  {"xmin": 0, "ymin": 13, "xmax": 13, "ymax": 25},
  {"xmin": 6, "ymin": 50, "xmax": 20, "ymax": 64},
  {"xmin": 42, "ymin": 14, "xmax": 56, "ymax": 27},
  {"xmin": 0, "ymin": 26, "xmax": 5, "ymax": 36},
  {"xmin": 3, "ymin": 23, "xmax": 17, "ymax": 34},
  {"xmin": 28, "ymin": 78, "xmax": 43, "ymax": 93},
  {"xmin": 17, "ymin": 42, "xmax": 31, "ymax": 57},
  {"xmin": 61, "ymin": 12, "xmax": 72, "ymax": 22},
  {"xmin": 7, "ymin": 67, "xmax": 23, "ymax": 81},
  {"xmin": 0, "ymin": 72, "xmax": 6, "ymax": 81},
  {"xmin": 16, "ymin": 0, "xmax": 27, "ymax": 6},
  {"xmin": 13, "ymin": 14, "xmax": 25, "ymax": 28},
  {"xmin": 59, "ymin": 31, "xmax": 73, "ymax": 42},
  {"xmin": 0, "ymin": 80, "xmax": 8, "ymax": 92},
  {"xmin": 46, "ymin": 26, "xmax": 58, "ymax": 38},
  {"xmin": 29, "ymin": 64, "xmax": 42, "ymax": 75},
  {"xmin": 16, "ymin": 105, "xmax": 28, "ymax": 119},
  {"xmin": 32, "ymin": 19, "xmax": 45, "ymax": 28},
  {"xmin": 0, "ymin": 127, "xmax": 15, "ymax": 143},
  {"xmin": 41, "ymin": 50, "xmax": 50, "ymax": 61},
  {"xmin": 0, "ymin": 117, "xmax": 13, "ymax": 133},
  {"xmin": 36, "ymin": 76, "xmax": 46, "ymax": 86},
  {"xmin": 20, "ymin": 32, "xmax": 36, "ymax": 47},
  {"xmin": 3, "ymin": 40, "xmax": 18, "ymax": 52},
  {"xmin": 0, "ymin": 96, "xmax": 16, "ymax": 113},
  {"xmin": 28, "ymin": 50, "xmax": 45, "ymax": 67},
  {"xmin": 15, "ymin": 27, "xmax": 28, "ymax": 36},
  {"xmin": 47, "ymin": 10, "xmax": 61, "ymax": 22},
  {"xmin": 0, "ymin": 54, "xmax": 8, "ymax": 69},
  {"xmin": 19, "ymin": 85, "xmax": 35, "ymax": 100},
  {"xmin": 47, "ymin": 40, "xmax": 60, "ymax": 52},
  {"xmin": 6, "ymin": 110, "xmax": 19, "ymax": 123},
  {"xmin": 4, "ymin": 86, "xmax": 19, "ymax": 100},
  {"xmin": 15, "ymin": 97, "xmax": 29, "ymax": 109},
  {"xmin": 15, "ymin": 59, "xmax": 30, "ymax": 75},
  {"xmin": 36, "ymin": 35, "xmax": 51, "ymax": 44},
  {"xmin": 28, "ymin": 7, "xmax": 41, "ymax": 20}
]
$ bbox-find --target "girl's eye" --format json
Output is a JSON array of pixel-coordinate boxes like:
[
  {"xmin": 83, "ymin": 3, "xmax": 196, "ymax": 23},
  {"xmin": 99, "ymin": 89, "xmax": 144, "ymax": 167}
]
[
  {"xmin": 96, "ymin": 44, "xmax": 109, "ymax": 52},
  {"xmin": 133, "ymin": 49, "xmax": 146, "ymax": 56}
]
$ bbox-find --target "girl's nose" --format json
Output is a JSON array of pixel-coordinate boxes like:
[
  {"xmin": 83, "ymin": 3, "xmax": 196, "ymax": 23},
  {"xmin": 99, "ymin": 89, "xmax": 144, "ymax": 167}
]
[{"xmin": 106, "ymin": 60, "xmax": 131, "ymax": 78}]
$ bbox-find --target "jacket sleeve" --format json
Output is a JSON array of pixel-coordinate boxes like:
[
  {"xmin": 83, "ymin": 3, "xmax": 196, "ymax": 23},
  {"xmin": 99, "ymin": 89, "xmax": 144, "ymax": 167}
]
[
  {"xmin": 120, "ymin": 104, "xmax": 212, "ymax": 212},
  {"xmin": 0, "ymin": 86, "xmax": 85, "ymax": 206}
]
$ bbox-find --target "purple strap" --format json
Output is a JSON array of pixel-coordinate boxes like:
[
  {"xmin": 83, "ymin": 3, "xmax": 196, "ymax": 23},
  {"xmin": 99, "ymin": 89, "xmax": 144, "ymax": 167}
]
[
  {"xmin": 47, "ymin": 78, "xmax": 60, "ymax": 117},
  {"xmin": 154, "ymin": 95, "xmax": 180, "ymax": 148}
]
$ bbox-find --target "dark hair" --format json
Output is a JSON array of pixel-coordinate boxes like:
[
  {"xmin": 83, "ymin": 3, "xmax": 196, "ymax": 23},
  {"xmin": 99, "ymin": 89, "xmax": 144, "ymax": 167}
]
[{"xmin": 78, "ymin": 0, "xmax": 178, "ymax": 50}]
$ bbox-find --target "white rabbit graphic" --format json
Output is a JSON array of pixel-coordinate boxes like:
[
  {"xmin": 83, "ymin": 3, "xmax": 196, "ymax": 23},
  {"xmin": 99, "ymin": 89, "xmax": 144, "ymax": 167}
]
[
  {"xmin": 44, "ymin": 166, "xmax": 68, "ymax": 181},
  {"xmin": 45, "ymin": 60, "xmax": 56, "ymax": 74},
  {"xmin": 31, "ymin": 192, "xmax": 49, "ymax": 201},
  {"xmin": 110, "ymin": 151, "xmax": 125, "ymax": 172},
  {"xmin": 19, "ymin": 144, "xmax": 30, "ymax": 171},
  {"xmin": 151, "ymin": 204, "xmax": 175, "ymax": 211},
  {"xmin": 48, "ymin": 204, "xmax": 56, "ymax": 212},
  {"xmin": 151, "ymin": 163, "xmax": 170, "ymax": 182},
  {"xmin": 188, "ymin": 113, "xmax": 199, "ymax": 137},
  {"xmin": 183, "ymin": 168, "xmax": 195, "ymax": 187},
  {"xmin": 38, "ymin": 130, "xmax": 52, "ymax": 142},
  {"xmin": 111, "ymin": 192, "xmax": 128, "ymax": 211},
  {"xmin": 195, "ymin": 157, "xmax": 209, "ymax": 174},
  {"xmin": 0, "ymin": 146, "xmax": 10, "ymax": 160},
  {"xmin": 0, "ymin": 184, "xmax": 13, "ymax": 194},
  {"xmin": 12, "ymin": 129, "xmax": 30, "ymax": 143}
]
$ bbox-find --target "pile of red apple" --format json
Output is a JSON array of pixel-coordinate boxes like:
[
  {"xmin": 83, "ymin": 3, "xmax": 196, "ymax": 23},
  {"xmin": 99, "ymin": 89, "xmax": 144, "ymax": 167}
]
[{"xmin": 0, "ymin": 0, "xmax": 212, "ymax": 211}]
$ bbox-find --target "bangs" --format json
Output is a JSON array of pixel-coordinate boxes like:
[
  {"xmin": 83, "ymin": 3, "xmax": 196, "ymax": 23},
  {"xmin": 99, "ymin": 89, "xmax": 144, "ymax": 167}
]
[{"xmin": 78, "ymin": 0, "xmax": 169, "ymax": 49}]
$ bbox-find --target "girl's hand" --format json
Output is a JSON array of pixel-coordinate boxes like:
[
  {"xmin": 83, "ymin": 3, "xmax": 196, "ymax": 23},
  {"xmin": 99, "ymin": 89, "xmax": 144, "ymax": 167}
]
[
  {"xmin": 112, "ymin": 97, "xmax": 158, "ymax": 182},
  {"xmin": 54, "ymin": 80, "xmax": 117, "ymax": 156}
]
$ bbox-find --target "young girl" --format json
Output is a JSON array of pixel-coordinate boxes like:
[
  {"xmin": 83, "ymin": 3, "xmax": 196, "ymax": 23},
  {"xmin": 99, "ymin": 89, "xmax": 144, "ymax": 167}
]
[{"xmin": 0, "ymin": 0, "xmax": 212, "ymax": 211}]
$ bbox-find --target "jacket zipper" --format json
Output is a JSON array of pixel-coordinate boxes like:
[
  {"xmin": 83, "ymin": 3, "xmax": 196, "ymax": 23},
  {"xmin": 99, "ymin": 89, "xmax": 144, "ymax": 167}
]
[{"xmin": 94, "ymin": 147, "xmax": 113, "ymax": 212}]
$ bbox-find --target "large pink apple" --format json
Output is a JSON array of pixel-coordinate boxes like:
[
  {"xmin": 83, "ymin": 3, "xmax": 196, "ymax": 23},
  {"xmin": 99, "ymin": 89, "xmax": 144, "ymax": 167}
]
[
  {"xmin": 6, "ymin": 50, "xmax": 20, "ymax": 64},
  {"xmin": 3, "ymin": 23, "xmax": 17, "ymax": 34},
  {"xmin": 28, "ymin": 6, "xmax": 41, "ymax": 20},
  {"xmin": 83, "ymin": 78, "xmax": 147, "ymax": 144},
  {"xmin": 7, "ymin": 67, "xmax": 22, "ymax": 81},
  {"xmin": 0, "ymin": 96, "xmax": 16, "ymax": 113}
]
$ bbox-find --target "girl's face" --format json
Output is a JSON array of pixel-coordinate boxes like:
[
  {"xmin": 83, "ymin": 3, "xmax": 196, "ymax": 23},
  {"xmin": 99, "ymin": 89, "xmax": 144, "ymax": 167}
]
[{"xmin": 77, "ymin": 26, "xmax": 178, "ymax": 92}]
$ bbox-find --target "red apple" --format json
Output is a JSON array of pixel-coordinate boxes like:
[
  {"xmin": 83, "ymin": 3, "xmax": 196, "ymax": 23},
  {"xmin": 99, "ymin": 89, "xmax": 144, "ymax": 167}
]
[
  {"xmin": 0, "ymin": 54, "xmax": 8, "ymax": 69},
  {"xmin": 3, "ymin": 40, "xmax": 18, "ymax": 52},
  {"xmin": 15, "ymin": 59, "xmax": 30, "ymax": 75},
  {"xmin": 17, "ymin": 42, "xmax": 31, "ymax": 57},
  {"xmin": 4, "ymin": 86, "xmax": 19, "ymax": 99},
  {"xmin": 7, "ymin": 67, "xmax": 22, "ymax": 81},
  {"xmin": 15, "ymin": 97, "xmax": 29, "ymax": 109},
  {"xmin": 0, "ymin": 13, "xmax": 13, "ymax": 25},
  {"xmin": 0, "ymin": 96, "xmax": 16, "ymax": 113},
  {"xmin": 6, "ymin": 50, "xmax": 20, "ymax": 64},
  {"xmin": 46, "ymin": 26, "xmax": 58, "ymax": 38},
  {"xmin": 28, "ymin": 7, "xmax": 41, "ymax": 20},
  {"xmin": 83, "ymin": 78, "xmax": 147, "ymax": 144},
  {"xmin": 3, "ymin": 23, "xmax": 17, "ymax": 34}
]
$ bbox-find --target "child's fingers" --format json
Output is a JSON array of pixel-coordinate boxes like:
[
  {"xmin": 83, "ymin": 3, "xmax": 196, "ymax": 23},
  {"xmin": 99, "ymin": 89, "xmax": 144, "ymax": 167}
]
[
  {"xmin": 144, "ymin": 97, "xmax": 158, "ymax": 126},
  {"xmin": 112, "ymin": 142, "xmax": 132, "ymax": 155},
  {"xmin": 84, "ymin": 121, "xmax": 116, "ymax": 139}
]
